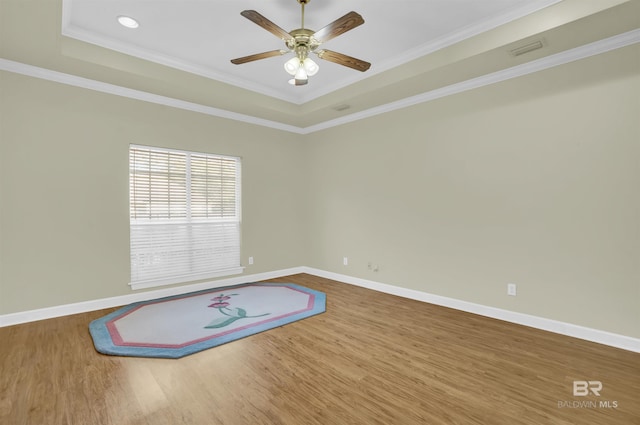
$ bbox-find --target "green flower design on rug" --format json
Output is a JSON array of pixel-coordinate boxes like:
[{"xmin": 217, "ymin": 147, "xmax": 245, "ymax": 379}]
[{"xmin": 205, "ymin": 293, "xmax": 270, "ymax": 329}]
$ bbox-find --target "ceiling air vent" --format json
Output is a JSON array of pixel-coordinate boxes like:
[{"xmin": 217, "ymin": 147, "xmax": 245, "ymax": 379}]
[
  {"xmin": 509, "ymin": 39, "xmax": 545, "ymax": 57},
  {"xmin": 332, "ymin": 104, "xmax": 351, "ymax": 112}
]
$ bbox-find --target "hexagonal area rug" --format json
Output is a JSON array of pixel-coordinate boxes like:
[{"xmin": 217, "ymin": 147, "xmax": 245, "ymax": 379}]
[{"xmin": 89, "ymin": 283, "xmax": 326, "ymax": 359}]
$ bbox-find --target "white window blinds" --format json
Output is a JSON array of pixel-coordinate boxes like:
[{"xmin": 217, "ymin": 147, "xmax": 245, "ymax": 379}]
[{"xmin": 129, "ymin": 145, "xmax": 242, "ymax": 289}]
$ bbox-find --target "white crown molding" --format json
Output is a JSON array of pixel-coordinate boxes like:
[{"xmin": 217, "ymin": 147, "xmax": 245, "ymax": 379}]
[
  {"xmin": 59, "ymin": 0, "xmax": 303, "ymax": 104},
  {"xmin": 60, "ymin": 25, "xmax": 300, "ymax": 105},
  {"xmin": 0, "ymin": 58, "xmax": 304, "ymax": 134},
  {"xmin": 1, "ymin": 29, "xmax": 638, "ymax": 135},
  {"xmin": 296, "ymin": 0, "xmax": 563, "ymax": 103},
  {"xmin": 0, "ymin": 267, "xmax": 306, "ymax": 327},
  {"xmin": 301, "ymin": 267, "xmax": 640, "ymax": 353},
  {"xmin": 301, "ymin": 28, "xmax": 640, "ymax": 134}
]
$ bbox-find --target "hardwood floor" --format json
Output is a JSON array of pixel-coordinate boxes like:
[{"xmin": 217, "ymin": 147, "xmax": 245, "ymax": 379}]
[{"xmin": 1, "ymin": 273, "xmax": 638, "ymax": 425}]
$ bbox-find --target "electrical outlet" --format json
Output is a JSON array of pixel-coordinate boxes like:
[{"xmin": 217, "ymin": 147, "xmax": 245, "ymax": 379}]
[
  {"xmin": 507, "ymin": 283, "xmax": 517, "ymax": 296},
  {"xmin": 343, "ymin": 257, "xmax": 348, "ymax": 266},
  {"xmin": 248, "ymin": 256, "xmax": 254, "ymax": 265}
]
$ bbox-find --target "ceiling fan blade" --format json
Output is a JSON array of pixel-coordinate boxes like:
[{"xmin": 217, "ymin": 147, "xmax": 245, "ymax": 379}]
[
  {"xmin": 240, "ymin": 10, "xmax": 293, "ymax": 41},
  {"xmin": 231, "ymin": 50, "xmax": 288, "ymax": 65},
  {"xmin": 313, "ymin": 11, "xmax": 364, "ymax": 43},
  {"xmin": 317, "ymin": 50, "xmax": 371, "ymax": 72}
]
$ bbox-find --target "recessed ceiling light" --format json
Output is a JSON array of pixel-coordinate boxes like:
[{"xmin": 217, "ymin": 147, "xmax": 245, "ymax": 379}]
[{"xmin": 117, "ymin": 15, "xmax": 139, "ymax": 29}]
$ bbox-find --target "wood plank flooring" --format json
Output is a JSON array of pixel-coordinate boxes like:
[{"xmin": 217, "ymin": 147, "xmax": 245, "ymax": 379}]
[{"xmin": 1, "ymin": 273, "xmax": 638, "ymax": 425}]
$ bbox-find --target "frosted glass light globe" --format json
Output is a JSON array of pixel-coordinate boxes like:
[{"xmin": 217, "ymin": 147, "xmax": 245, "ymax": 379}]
[
  {"xmin": 284, "ymin": 57, "xmax": 300, "ymax": 76},
  {"xmin": 303, "ymin": 58, "xmax": 319, "ymax": 76}
]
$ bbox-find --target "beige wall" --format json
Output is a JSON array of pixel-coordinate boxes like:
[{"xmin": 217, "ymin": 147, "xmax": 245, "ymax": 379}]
[
  {"xmin": 305, "ymin": 45, "xmax": 640, "ymax": 338},
  {"xmin": 0, "ymin": 71, "xmax": 308, "ymax": 314},
  {"xmin": 1, "ymin": 43, "xmax": 638, "ymax": 338}
]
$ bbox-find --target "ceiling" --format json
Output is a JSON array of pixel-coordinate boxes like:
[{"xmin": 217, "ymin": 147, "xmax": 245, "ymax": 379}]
[
  {"xmin": 62, "ymin": 0, "xmax": 559, "ymax": 104},
  {"xmin": 1, "ymin": 0, "xmax": 638, "ymax": 130}
]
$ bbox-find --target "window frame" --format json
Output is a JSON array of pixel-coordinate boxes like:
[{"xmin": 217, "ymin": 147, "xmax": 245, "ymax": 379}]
[{"xmin": 128, "ymin": 144, "xmax": 243, "ymax": 290}]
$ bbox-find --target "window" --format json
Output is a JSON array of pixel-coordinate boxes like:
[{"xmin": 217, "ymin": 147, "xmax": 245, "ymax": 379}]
[{"xmin": 129, "ymin": 145, "xmax": 242, "ymax": 290}]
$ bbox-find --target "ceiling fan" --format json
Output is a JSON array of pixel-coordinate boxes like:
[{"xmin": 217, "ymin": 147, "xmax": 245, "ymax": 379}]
[{"xmin": 230, "ymin": 0, "xmax": 371, "ymax": 86}]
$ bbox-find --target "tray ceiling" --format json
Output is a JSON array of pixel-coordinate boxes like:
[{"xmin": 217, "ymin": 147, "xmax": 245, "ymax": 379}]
[
  {"xmin": 1, "ymin": 0, "xmax": 637, "ymax": 130},
  {"xmin": 61, "ymin": 0, "xmax": 560, "ymax": 104}
]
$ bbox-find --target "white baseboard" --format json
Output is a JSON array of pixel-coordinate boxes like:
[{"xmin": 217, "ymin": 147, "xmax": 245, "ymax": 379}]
[
  {"xmin": 302, "ymin": 267, "xmax": 640, "ymax": 353},
  {"xmin": 2, "ymin": 265, "xmax": 638, "ymax": 353},
  {"xmin": 0, "ymin": 267, "xmax": 305, "ymax": 328}
]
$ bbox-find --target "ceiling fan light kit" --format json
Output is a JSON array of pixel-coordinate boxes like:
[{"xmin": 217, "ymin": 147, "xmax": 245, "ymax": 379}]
[
  {"xmin": 231, "ymin": 0, "xmax": 371, "ymax": 87},
  {"xmin": 285, "ymin": 56, "xmax": 319, "ymax": 85}
]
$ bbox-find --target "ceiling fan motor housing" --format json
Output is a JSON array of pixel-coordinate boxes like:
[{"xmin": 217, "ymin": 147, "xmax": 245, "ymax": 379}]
[{"xmin": 287, "ymin": 28, "xmax": 320, "ymax": 60}]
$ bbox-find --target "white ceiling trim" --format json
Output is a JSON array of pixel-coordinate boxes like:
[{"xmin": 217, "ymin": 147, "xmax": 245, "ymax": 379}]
[
  {"xmin": 59, "ymin": 0, "xmax": 296, "ymax": 103},
  {"xmin": 1, "ymin": 29, "xmax": 638, "ymax": 135},
  {"xmin": 60, "ymin": 0, "xmax": 561, "ymax": 105},
  {"xmin": 60, "ymin": 25, "xmax": 297, "ymax": 104},
  {"xmin": 295, "ymin": 0, "xmax": 562, "ymax": 104},
  {"xmin": 0, "ymin": 58, "xmax": 302, "ymax": 133},
  {"xmin": 304, "ymin": 28, "xmax": 640, "ymax": 134}
]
